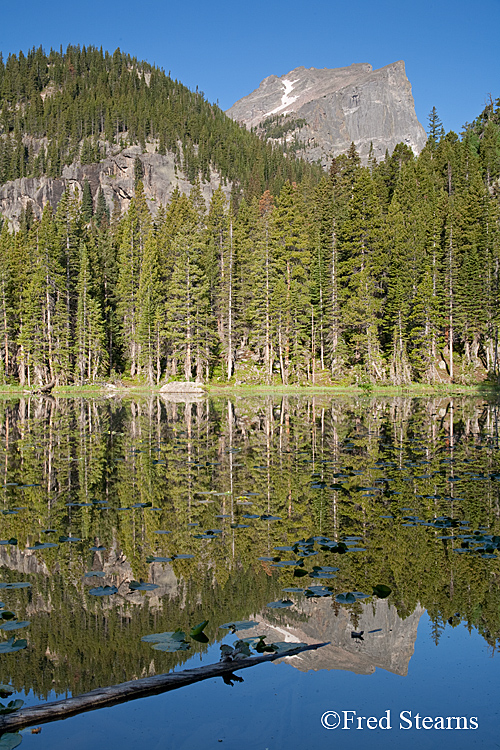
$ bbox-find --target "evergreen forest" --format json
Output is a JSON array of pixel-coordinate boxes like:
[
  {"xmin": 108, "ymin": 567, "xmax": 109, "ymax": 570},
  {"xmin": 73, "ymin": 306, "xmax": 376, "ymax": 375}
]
[{"xmin": 1, "ymin": 46, "xmax": 500, "ymax": 387}]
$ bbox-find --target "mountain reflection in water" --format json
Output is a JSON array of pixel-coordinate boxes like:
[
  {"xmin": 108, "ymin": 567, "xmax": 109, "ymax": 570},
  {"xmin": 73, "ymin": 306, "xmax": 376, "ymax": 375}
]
[
  {"xmin": 238, "ymin": 598, "xmax": 425, "ymax": 676},
  {"xmin": 0, "ymin": 392, "xmax": 497, "ymax": 704}
]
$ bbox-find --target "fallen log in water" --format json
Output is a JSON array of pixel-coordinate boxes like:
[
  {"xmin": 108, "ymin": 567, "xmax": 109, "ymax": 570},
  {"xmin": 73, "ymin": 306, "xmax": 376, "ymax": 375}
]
[{"xmin": 0, "ymin": 641, "xmax": 329, "ymax": 733}]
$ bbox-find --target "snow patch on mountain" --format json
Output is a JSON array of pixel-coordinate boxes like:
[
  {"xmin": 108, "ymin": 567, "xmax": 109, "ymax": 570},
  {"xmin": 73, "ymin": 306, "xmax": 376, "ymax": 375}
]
[{"xmin": 263, "ymin": 78, "xmax": 300, "ymax": 118}]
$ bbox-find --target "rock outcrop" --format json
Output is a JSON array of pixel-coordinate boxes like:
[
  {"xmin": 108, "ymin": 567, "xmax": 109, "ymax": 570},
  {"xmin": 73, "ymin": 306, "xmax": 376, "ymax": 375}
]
[
  {"xmin": 0, "ymin": 144, "xmax": 228, "ymax": 231},
  {"xmin": 159, "ymin": 381, "xmax": 205, "ymax": 394},
  {"xmin": 159, "ymin": 382, "xmax": 206, "ymax": 404},
  {"xmin": 227, "ymin": 61, "xmax": 427, "ymax": 166}
]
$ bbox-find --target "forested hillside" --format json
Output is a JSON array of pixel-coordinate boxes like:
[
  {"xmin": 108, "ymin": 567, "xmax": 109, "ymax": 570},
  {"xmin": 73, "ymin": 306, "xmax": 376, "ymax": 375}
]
[
  {"xmin": 0, "ymin": 46, "xmax": 317, "ymax": 195},
  {"xmin": 0, "ymin": 47, "xmax": 499, "ymax": 387}
]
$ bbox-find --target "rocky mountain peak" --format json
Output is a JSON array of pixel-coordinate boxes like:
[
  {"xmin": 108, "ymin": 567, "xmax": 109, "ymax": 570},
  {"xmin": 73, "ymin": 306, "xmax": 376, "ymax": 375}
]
[{"xmin": 227, "ymin": 61, "xmax": 427, "ymax": 166}]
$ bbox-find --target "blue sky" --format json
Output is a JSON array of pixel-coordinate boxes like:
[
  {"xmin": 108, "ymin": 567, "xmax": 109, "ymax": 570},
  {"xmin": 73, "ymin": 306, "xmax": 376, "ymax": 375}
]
[{"xmin": 1, "ymin": 0, "xmax": 499, "ymax": 136}]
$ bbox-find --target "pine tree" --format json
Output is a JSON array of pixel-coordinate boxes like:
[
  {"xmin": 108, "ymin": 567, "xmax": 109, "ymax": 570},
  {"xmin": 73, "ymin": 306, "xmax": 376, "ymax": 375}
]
[
  {"xmin": 427, "ymin": 106, "xmax": 444, "ymax": 143},
  {"xmin": 312, "ymin": 178, "xmax": 335, "ymax": 376},
  {"xmin": 241, "ymin": 191, "xmax": 276, "ymax": 381},
  {"xmin": 452, "ymin": 143, "xmax": 489, "ymax": 372},
  {"xmin": 410, "ymin": 140, "xmax": 448, "ymax": 379},
  {"xmin": 92, "ymin": 227, "xmax": 119, "ymax": 374},
  {"xmin": 116, "ymin": 202, "xmax": 142, "ymax": 376},
  {"xmin": 0, "ymin": 225, "xmax": 13, "ymax": 381},
  {"xmin": 137, "ymin": 230, "xmax": 164, "ymax": 384},
  {"xmin": 95, "ymin": 188, "xmax": 109, "ymax": 228},
  {"xmin": 205, "ymin": 187, "xmax": 232, "ymax": 377},
  {"xmin": 338, "ymin": 166, "xmax": 386, "ymax": 381},
  {"xmin": 75, "ymin": 242, "xmax": 107, "ymax": 382},
  {"xmin": 17, "ymin": 204, "xmax": 69, "ymax": 385},
  {"xmin": 385, "ymin": 160, "xmax": 425, "ymax": 383},
  {"xmin": 166, "ymin": 228, "xmax": 215, "ymax": 381},
  {"xmin": 81, "ymin": 179, "xmax": 94, "ymax": 222},
  {"xmin": 134, "ymin": 156, "xmax": 144, "ymax": 188},
  {"xmin": 55, "ymin": 187, "xmax": 82, "ymax": 376},
  {"xmin": 270, "ymin": 181, "xmax": 310, "ymax": 383}
]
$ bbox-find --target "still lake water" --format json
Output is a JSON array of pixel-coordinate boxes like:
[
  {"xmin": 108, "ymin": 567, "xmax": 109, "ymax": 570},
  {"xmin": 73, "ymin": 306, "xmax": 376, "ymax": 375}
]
[{"xmin": 0, "ymin": 392, "xmax": 499, "ymax": 749}]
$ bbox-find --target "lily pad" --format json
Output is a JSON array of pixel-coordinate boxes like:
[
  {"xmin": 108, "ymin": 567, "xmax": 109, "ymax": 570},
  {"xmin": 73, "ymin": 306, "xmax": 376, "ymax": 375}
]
[
  {"xmin": 219, "ymin": 620, "xmax": 259, "ymax": 632},
  {"xmin": 269, "ymin": 641, "xmax": 308, "ymax": 655},
  {"xmin": 293, "ymin": 568, "xmax": 310, "ymax": 578},
  {"xmin": 142, "ymin": 630, "xmax": 184, "ymax": 643},
  {"xmin": 239, "ymin": 635, "xmax": 277, "ymax": 653},
  {"xmin": 129, "ymin": 581, "xmax": 159, "ymax": 592},
  {"xmin": 319, "ymin": 541, "xmax": 348, "ymax": 554},
  {"xmin": 89, "ymin": 585, "xmax": 118, "ymax": 596},
  {"xmin": 190, "ymin": 632, "xmax": 209, "ymax": 644},
  {"xmin": 0, "ymin": 638, "xmax": 27, "ymax": 653},
  {"xmin": 335, "ymin": 592, "xmax": 357, "ymax": 603},
  {"xmin": 372, "ymin": 584, "xmax": 392, "ymax": 599},
  {"xmin": 253, "ymin": 636, "xmax": 279, "ymax": 653},
  {"xmin": 189, "ymin": 620, "xmax": 209, "ymax": 637},
  {"xmin": 305, "ymin": 586, "xmax": 333, "ymax": 598},
  {"xmin": 0, "ymin": 733, "xmax": 22, "ymax": 750},
  {"xmin": 0, "ymin": 583, "xmax": 31, "ymax": 590},
  {"xmin": 142, "ymin": 630, "xmax": 190, "ymax": 652},
  {"xmin": 58, "ymin": 536, "xmax": 82, "ymax": 543},
  {"xmin": 266, "ymin": 599, "xmax": 294, "ymax": 609},
  {"xmin": 27, "ymin": 542, "xmax": 58, "ymax": 550},
  {"xmin": 224, "ymin": 640, "xmax": 252, "ymax": 657},
  {"xmin": 0, "ymin": 621, "xmax": 30, "ymax": 631}
]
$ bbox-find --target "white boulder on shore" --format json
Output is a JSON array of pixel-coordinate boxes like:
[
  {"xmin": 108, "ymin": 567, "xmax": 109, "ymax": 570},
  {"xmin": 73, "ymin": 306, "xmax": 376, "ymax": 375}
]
[{"xmin": 159, "ymin": 381, "xmax": 205, "ymax": 394}]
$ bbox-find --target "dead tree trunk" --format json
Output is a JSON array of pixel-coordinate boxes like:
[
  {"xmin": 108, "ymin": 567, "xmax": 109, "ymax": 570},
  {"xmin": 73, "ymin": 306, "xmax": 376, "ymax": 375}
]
[
  {"xmin": 35, "ymin": 379, "xmax": 56, "ymax": 394},
  {"xmin": 0, "ymin": 642, "xmax": 328, "ymax": 733}
]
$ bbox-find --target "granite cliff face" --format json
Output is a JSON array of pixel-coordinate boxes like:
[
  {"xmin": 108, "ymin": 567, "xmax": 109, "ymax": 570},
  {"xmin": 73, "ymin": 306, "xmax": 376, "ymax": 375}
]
[
  {"xmin": 0, "ymin": 144, "xmax": 228, "ymax": 231},
  {"xmin": 227, "ymin": 61, "xmax": 427, "ymax": 166}
]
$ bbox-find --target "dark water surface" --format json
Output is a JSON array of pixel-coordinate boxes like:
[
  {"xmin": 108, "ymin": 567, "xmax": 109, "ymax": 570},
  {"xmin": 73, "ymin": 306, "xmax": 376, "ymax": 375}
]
[{"xmin": 0, "ymin": 393, "xmax": 499, "ymax": 749}]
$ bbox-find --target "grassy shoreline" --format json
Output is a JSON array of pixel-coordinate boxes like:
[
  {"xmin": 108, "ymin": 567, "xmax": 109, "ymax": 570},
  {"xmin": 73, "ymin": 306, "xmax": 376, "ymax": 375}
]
[{"xmin": 0, "ymin": 381, "xmax": 498, "ymax": 399}]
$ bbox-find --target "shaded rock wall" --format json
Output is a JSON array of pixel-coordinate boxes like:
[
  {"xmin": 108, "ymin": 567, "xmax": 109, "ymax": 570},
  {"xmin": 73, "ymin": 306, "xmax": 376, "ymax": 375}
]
[{"xmin": 0, "ymin": 144, "xmax": 229, "ymax": 230}]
